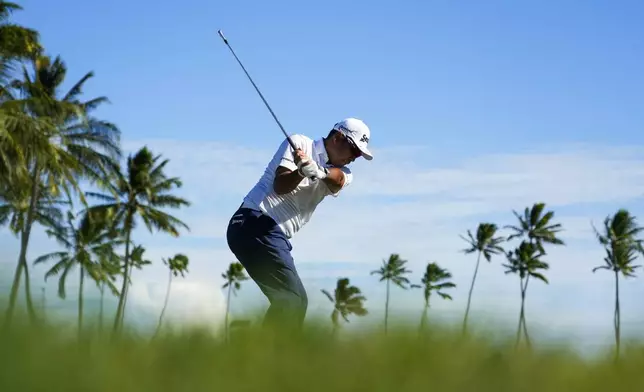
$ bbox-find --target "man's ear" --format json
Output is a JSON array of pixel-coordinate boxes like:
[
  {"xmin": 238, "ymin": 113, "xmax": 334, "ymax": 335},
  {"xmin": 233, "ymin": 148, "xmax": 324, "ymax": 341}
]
[{"xmin": 331, "ymin": 132, "xmax": 342, "ymax": 145}]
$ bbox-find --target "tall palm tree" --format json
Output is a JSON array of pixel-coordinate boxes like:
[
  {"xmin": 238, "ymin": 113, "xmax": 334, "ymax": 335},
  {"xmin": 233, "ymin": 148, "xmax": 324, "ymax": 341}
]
[
  {"xmin": 592, "ymin": 209, "xmax": 644, "ymax": 359},
  {"xmin": 504, "ymin": 202, "xmax": 564, "ymax": 343},
  {"xmin": 502, "ymin": 240, "xmax": 549, "ymax": 347},
  {"xmin": 321, "ymin": 277, "xmax": 368, "ymax": 334},
  {"xmin": 85, "ymin": 146, "xmax": 190, "ymax": 332},
  {"xmin": 412, "ymin": 262, "xmax": 456, "ymax": 332},
  {"xmin": 370, "ymin": 253, "xmax": 412, "ymax": 334},
  {"xmin": 222, "ymin": 261, "xmax": 248, "ymax": 339},
  {"xmin": 460, "ymin": 222, "xmax": 505, "ymax": 333},
  {"xmin": 32, "ymin": 209, "xmax": 122, "ymax": 337},
  {"xmin": 155, "ymin": 253, "xmax": 189, "ymax": 336},
  {"xmin": 2, "ymin": 54, "xmax": 121, "ymax": 325},
  {"xmin": 0, "ymin": 175, "xmax": 67, "ymax": 323}
]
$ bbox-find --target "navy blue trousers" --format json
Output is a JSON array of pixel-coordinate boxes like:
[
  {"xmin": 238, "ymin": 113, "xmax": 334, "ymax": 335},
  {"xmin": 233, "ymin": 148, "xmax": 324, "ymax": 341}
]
[{"xmin": 226, "ymin": 206, "xmax": 308, "ymax": 331}]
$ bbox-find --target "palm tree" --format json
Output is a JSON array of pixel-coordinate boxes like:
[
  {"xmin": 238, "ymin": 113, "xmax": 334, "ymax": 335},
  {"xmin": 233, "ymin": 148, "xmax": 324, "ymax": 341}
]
[
  {"xmin": 504, "ymin": 202, "xmax": 564, "ymax": 343},
  {"xmin": 0, "ymin": 175, "xmax": 67, "ymax": 323},
  {"xmin": 592, "ymin": 209, "xmax": 644, "ymax": 359},
  {"xmin": 370, "ymin": 253, "xmax": 412, "ymax": 334},
  {"xmin": 222, "ymin": 261, "xmax": 248, "ymax": 339},
  {"xmin": 502, "ymin": 240, "xmax": 549, "ymax": 347},
  {"xmin": 2, "ymin": 54, "xmax": 121, "ymax": 326},
  {"xmin": 85, "ymin": 146, "xmax": 190, "ymax": 332},
  {"xmin": 32, "ymin": 209, "xmax": 122, "ymax": 337},
  {"xmin": 155, "ymin": 253, "xmax": 189, "ymax": 336},
  {"xmin": 321, "ymin": 277, "xmax": 368, "ymax": 334},
  {"xmin": 460, "ymin": 222, "xmax": 505, "ymax": 333},
  {"xmin": 412, "ymin": 262, "xmax": 456, "ymax": 332}
]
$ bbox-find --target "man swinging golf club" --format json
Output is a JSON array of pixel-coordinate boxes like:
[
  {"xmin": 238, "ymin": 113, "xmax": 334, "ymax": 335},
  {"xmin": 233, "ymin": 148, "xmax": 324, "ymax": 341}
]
[{"xmin": 226, "ymin": 117, "xmax": 373, "ymax": 334}]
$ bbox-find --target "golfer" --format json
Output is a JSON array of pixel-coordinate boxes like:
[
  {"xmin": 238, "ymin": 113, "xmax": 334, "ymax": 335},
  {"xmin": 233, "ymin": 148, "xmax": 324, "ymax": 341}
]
[{"xmin": 226, "ymin": 118, "xmax": 373, "ymax": 333}]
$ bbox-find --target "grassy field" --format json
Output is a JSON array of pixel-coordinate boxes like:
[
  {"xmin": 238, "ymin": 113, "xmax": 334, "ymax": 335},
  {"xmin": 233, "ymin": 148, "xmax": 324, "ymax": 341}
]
[{"xmin": 1, "ymin": 312, "xmax": 644, "ymax": 391}]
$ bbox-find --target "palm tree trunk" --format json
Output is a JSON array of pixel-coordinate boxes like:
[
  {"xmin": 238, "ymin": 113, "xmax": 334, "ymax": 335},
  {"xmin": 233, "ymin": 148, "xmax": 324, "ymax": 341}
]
[
  {"xmin": 515, "ymin": 275, "xmax": 531, "ymax": 348},
  {"xmin": 78, "ymin": 264, "xmax": 84, "ymax": 339},
  {"xmin": 99, "ymin": 282, "xmax": 104, "ymax": 333},
  {"xmin": 5, "ymin": 260, "xmax": 24, "ymax": 328},
  {"xmin": 225, "ymin": 282, "xmax": 232, "ymax": 341},
  {"xmin": 332, "ymin": 310, "xmax": 339, "ymax": 337},
  {"xmin": 22, "ymin": 257, "xmax": 37, "ymax": 323},
  {"xmin": 154, "ymin": 268, "xmax": 173, "ymax": 337},
  {"xmin": 522, "ymin": 276, "xmax": 531, "ymax": 348},
  {"xmin": 384, "ymin": 279, "xmax": 390, "ymax": 335},
  {"xmin": 462, "ymin": 251, "xmax": 482, "ymax": 334},
  {"xmin": 614, "ymin": 269, "xmax": 620, "ymax": 359},
  {"xmin": 113, "ymin": 218, "xmax": 132, "ymax": 333},
  {"xmin": 419, "ymin": 302, "xmax": 428, "ymax": 333},
  {"xmin": 119, "ymin": 261, "xmax": 133, "ymax": 330},
  {"xmin": 515, "ymin": 277, "xmax": 525, "ymax": 347},
  {"xmin": 40, "ymin": 287, "xmax": 46, "ymax": 316},
  {"xmin": 4, "ymin": 164, "xmax": 40, "ymax": 327},
  {"xmin": 118, "ymin": 230, "xmax": 134, "ymax": 330}
]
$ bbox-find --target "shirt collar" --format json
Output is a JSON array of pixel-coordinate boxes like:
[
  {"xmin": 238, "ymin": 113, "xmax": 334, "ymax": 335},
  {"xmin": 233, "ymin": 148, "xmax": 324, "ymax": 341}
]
[{"xmin": 313, "ymin": 138, "xmax": 329, "ymax": 165}]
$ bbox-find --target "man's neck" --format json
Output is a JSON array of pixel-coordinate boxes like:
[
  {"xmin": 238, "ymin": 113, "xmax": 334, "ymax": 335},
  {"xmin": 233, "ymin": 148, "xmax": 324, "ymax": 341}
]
[{"xmin": 321, "ymin": 137, "xmax": 331, "ymax": 164}]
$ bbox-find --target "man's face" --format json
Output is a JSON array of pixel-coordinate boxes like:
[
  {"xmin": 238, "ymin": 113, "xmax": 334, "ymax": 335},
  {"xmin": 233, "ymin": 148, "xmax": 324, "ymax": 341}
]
[{"xmin": 328, "ymin": 132, "xmax": 362, "ymax": 167}]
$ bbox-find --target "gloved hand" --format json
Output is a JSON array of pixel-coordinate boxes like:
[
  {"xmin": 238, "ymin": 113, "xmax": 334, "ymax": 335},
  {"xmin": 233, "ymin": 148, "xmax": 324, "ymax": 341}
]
[{"xmin": 297, "ymin": 158, "xmax": 328, "ymax": 180}]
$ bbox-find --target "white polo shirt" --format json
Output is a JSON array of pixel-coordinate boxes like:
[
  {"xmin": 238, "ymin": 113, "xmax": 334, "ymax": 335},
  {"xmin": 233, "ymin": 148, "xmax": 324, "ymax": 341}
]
[{"xmin": 241, "ymin": 134, "xmax": 353, "ymax": 238}]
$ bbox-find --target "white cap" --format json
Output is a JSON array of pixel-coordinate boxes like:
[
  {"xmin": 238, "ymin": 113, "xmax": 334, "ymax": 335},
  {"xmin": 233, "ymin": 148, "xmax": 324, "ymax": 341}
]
[{"xmin": 333, "ymin": 117, "xmax": 373, "ymax": 161}]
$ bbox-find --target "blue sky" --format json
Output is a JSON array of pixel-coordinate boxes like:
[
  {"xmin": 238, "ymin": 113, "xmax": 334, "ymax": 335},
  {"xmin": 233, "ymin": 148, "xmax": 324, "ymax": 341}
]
[{"xmin": 2, "ymin": 0, "xmax": 644, "ymax": 352}]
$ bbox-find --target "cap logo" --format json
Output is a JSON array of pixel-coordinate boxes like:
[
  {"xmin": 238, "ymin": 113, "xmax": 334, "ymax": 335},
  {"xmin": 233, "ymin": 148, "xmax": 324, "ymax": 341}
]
[{"xmin": 359, "ymin": 134, "xmax": 369, "ymax": 143}]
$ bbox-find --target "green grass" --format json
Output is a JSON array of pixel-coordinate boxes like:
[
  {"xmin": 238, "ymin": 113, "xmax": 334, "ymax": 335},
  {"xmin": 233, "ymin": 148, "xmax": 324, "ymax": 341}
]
[{"xmin": 1, "ymin": 312, "xmax": 643, "ymax": 391}]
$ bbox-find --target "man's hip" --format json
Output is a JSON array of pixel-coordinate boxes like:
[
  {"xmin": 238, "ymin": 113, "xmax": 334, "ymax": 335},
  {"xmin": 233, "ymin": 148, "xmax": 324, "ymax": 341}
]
[{"xmin": 226, "ymin": 206, "xmax": 292, "ymax": 256}]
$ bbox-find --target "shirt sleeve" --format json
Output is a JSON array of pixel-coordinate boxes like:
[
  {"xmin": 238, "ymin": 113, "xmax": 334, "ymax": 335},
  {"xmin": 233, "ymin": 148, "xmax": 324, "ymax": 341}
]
[
  {"xmin": 275, "ymin": 135, "xmax": 305, "ymax": 172},
  {"xmin": 329, "ymin": 166, "xmax": 353, "ymax": 197}
]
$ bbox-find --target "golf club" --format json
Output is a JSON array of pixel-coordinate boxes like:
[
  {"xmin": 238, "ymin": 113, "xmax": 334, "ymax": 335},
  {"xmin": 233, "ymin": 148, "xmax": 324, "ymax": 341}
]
[{"xmin": 217, "ymin": 29, "xmax": 297, "ymax": 151}]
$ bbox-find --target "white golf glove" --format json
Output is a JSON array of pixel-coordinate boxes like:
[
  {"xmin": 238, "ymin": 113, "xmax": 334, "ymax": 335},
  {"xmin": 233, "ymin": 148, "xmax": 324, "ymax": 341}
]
[{"xmin": 297, "ymin": 158, "xmax": 328, "ymax": 180}]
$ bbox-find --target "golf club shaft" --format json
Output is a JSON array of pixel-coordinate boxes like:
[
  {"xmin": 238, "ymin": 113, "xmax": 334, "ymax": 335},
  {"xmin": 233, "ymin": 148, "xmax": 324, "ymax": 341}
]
[{"xmin": 217, "ymin": 30, "xmax": 297, "ymax": 151}]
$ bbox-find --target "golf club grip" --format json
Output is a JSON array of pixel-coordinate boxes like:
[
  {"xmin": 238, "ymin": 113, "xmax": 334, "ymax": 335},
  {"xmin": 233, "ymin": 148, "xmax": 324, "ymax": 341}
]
[{"xmin": 285, "ymin": 135, "xmax": 297, "ymax": 150}]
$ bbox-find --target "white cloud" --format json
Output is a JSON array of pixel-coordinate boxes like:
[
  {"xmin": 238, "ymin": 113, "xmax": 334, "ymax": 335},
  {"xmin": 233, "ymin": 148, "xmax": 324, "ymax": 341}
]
[{"xmin": 349, "ymin": 147, "xmax": 644, "ymax": 206}]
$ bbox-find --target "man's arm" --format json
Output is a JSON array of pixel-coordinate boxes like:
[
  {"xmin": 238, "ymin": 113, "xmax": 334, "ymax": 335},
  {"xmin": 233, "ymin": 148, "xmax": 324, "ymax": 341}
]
[
  {"xmin": 322, "ymin": 168, "xmax": 346, "ymax": 194},
  {"xmin": 273, "ymin": 166, "xmax": 305, "ymax": 195},
  {"xmin": 272, "ymin": 136, "xmax": 307, "ymax": 195},
  {"xmin": 276, "ymin": 163, "xmax": 347, "ymax": 195},
  {"xmin": 324, "ymin": 167, "xmax": 353, "ymax": 197}
]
